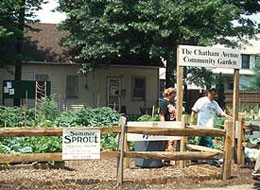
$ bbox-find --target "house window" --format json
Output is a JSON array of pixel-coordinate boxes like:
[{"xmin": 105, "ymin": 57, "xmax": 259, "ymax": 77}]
[
  {"xmin": 35, "ymin": 74, "xmax": 49, "ymax": 81},
  {"xmin": 66, "ymin": 75, "xmax": 79, "ymax": 99},
  {"xmin": 228, "ymin": 81, "xmax": 234, "ymax": 90},
  {"xmin": 242, "ymin": 54, "xmax": 250, "ymax": 69},
  {"xmin": 132, "ymin": 77, "xmax": 145, "ymax": 100}
]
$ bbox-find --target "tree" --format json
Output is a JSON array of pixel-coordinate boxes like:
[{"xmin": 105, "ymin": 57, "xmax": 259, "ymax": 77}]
[
  {"xmin": 187, "ymin": 67, "xmax": 215, "ymax": 89},
  {"xmin": 0, "ymin": 0, "xmax": 45, "ymax": 105},
  {"xmin": 57, "ymin": 0, "xmax": 260, "ymax": 87},
  {"xmin": 250, "ymin": 56, "xmax": 260, "ymax": 90},
  {"xmin": 216, "ymin": 72, "xmax": 225, "ymax": 109}
]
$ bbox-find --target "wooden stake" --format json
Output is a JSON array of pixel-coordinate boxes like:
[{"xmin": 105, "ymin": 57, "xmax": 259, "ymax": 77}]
[
  {"xmin": 237, "ymin": 113, "xmax": 245, "ymax": 165},
  {"xmin": 232, "ymin": 69, "xmax": 239, "ymax": 162},
  {"xmin": 124, "ymin": 134, "xmax": 131, "ymax": 168},
  {"xmin": 222, "ymin": 119, "xmax": 233, "ymax": 180},
  {"xmin": 152, "ymin": 105, "xmax": 155, "ymax": 118},
  {"xmin": 116, "ymin": 116, "xmax": 127, "ymax": 185},
  {"xmin": 180, "ymin": 114, "xmax": 188, "ymax": 167}
]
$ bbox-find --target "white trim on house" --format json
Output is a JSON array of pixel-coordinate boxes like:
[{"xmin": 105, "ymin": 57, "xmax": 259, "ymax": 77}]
[
  {"xmin": 22, "ymin": 61, "xmax": 164, "ymax": 69},
  {"xmin": 212, "ymin": 68, "xmax": 254, "ymax": 75}
]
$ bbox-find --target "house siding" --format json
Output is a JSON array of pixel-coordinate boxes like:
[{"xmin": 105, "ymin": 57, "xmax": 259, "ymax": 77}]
[{"xmin": 0, "ymin": 64, "xmax": 159, "ymax": 115}]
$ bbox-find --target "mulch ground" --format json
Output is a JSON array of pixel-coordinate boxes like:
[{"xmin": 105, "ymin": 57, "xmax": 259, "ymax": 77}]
[{"xmin": 0, "ymin": 158, "xmax": 257, "ymax": 190}]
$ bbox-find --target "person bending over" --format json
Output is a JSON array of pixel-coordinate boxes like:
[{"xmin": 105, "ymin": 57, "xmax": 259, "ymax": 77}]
[
  {"xmin": 190, "ymin": 88, "xmax": 231, "ymax": 166},
  {"xmin": 191, "ymin": 88, "xmax": 231, "ymax": 148}
]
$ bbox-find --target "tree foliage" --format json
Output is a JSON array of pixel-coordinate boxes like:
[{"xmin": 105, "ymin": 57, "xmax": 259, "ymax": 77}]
[
  {"xmin": 187, "ymin": 67, "xmax": 215, "ymax": 89},
  {"xmin": 216, "ymin": 72, "xmax": 225, "ymax": 109},
  {"xmin": 58, "ymin": 0, "xmax": 260, "ymax": 85},
  {"xmin": 0, "ymin": 0, "xmax": 45, "ymax": 66},
  {"xmin": 250, "ymin": 56, "xmax": 260, "ymax": 90}
]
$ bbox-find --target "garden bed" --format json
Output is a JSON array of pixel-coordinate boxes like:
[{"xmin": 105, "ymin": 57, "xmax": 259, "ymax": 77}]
[{"xmin": 0, "ymin": 158, "xmax": 255, "ymax": 190}]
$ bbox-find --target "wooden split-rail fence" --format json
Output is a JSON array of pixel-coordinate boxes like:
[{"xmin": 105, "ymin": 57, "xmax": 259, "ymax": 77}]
[
  {"xmin": 0, "ymin": 116, "xmax": 234, "ymax": 184},
  {"xmin": 235, "ymin": 113, "xmax": 260, "ymax": 165}
]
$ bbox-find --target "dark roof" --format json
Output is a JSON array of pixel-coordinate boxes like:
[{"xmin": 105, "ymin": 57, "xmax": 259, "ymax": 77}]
[
  {"xmin": 23, "ymin": 23, "xmax": 70, "ymax": 62},
  {"xmin": 23, "ymin": 23, "xmax": 164, "ymax": 67}
]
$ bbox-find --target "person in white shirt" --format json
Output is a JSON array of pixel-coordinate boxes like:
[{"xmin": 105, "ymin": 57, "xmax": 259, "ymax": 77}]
[
  {"xmin": 190, "ymin": 88, "xmax": 231, "ymax": 148},
  {"xmin": 252, "ymin": 152, "xmax": 260, "ymax": 180}
]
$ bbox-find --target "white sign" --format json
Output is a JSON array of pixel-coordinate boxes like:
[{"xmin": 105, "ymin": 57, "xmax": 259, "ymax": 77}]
[
  {"xmin": 244, "ymin": 121, "xmax": 260, "ymax": 139},
  {"xmin": 62, "ymin": 129, "xmax": 100, "ymax": 160},
  {"xmin": 245, "ymin": 121, "xmax": 260, "ymax": 127},
  {"xmin": 6, "ymin": 82, "xmax": 12, "ymax": 88},
  {"xmin": 9, "ymin": 88, "xmax": 15, "ymax": 95},
  {"xmin": 245, "ymin": 130, "xmax": 260, "ymax": 139},
  {"xmin": 4, "ymin": 87, "xmax": 8, "ymax": 93},
  {"xmin": 127, "ymin": 121, "xmax": 182, "ymax": 141},
  {"xmin": 178, "ymin": 45, "xmax": 241, "ymax": 69},
  {"xmin": 127, "ymin": 134, "xmax": 181, "ymax": 141}
]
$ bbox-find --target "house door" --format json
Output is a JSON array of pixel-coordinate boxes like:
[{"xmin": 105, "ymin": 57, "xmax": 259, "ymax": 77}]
[{"xmin": 107, "ymin": 78, "xmax": 121, "ymax": 111}]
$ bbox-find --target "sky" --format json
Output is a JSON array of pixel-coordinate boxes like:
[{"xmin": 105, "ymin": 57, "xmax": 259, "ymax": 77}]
[
  {"xmin": 36, "ymin": 0, "xmax": 260, "ymax": 24},
  {"xmin": 36, "ymin": 0, "xmax": 66, "ymax": 24}
]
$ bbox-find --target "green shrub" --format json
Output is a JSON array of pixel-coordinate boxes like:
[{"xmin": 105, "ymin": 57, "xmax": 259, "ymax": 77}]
[
  {"xmin": 0, "ymin": 105, "xmax": 122, "ymax": 152},
  {"xmin": 137, "ymin": 114, "xmax": 159, "ymax": 121},
  {"xmin": 38, "ymin": 97, "xmax": 59, "ymax": 122},
  {"xmin": 0, "ymin": 106, "xmax": 25, "ymax": 127},
  {"xmin": 214, "ymin": 117, "xmax": 225, "ymax": 129},
  {"xmin": 0, "ymin": 136, "xmax": 62, "ymax": 154},
  {"xmin": 56, "ymin": 107, "xmax": 120, "ymax": 127}
]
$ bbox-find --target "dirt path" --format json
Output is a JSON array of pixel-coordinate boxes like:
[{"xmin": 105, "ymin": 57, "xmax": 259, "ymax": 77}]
[
  {"xmin": 0, "ymin": 159, "xmax": 257, "ymax": 190},
  {"xmin": 192, "ymin": 184, "xmax": 260, "ymax": 190}
]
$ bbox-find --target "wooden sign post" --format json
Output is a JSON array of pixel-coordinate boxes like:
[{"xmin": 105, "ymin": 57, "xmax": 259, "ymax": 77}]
[
  {"xmin": 176, "ymin": 46, "xmax": 185, "ymax": 167},
  {"xmin": 176, "ymin": 45, "xmax": 241, "ymax": 170},
  {"xmin": 232, "ymin": 69, "xmax": 239, "ymax": 162}
]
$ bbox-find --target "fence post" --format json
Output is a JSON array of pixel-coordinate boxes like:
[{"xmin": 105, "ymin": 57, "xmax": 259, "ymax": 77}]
[
  {"xmin": 116, "ymin": 116, "xmax": 127, "ymax": 184},
  {"xmin": 180, "ymin": 114, "xmax": 188, "ymax": 168},
  {"xmin": 236, "ymin": 113, "xmax": 245, "ymax": 165},
  {"xmin": 237, "ymin": 113, "xmax": 245, "ymax": 165},
  {"xmin": 124, "ymin": 134, "xmax": 131, "ymax": 168},
  {"xmin": 222, "ymin": 119, "xmax": 233, "ymax": 180}
]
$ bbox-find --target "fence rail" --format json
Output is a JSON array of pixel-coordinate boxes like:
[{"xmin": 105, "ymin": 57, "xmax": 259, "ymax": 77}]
[{"xmin": 0, "ymin": 126, "xmax": 225, "ymax": 137}]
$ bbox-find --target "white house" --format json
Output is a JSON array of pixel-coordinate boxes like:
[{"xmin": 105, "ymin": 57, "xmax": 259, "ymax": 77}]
[
  {"xmin": 160, "ymin": 38, "xmax": 260, "ymax": 91},
  {"xmin": 0, "ymin": 23, "xmax": 163, "ymax": 115},
  {"xmin": 212, "ymin": 38, "xmax": 260, "ymax": 90}
]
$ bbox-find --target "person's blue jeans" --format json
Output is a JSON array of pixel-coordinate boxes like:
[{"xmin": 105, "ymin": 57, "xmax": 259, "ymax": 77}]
[
  {"xmin": 198, "ymin": 136, "xmax": 220, "ymax": 167},
  {"xmin": 199, "ymin": 136, "xmax": 213, "ymax": 148}
]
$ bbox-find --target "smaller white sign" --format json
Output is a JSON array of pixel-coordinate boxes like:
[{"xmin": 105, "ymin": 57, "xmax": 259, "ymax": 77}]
[
  {"xmin": 62, "ymin": 129, "xmax": 100, "ymax": 160},
  {"xmin": 4, "ymin": 87, "xmax": 8, "ymax": 93},
  {"xmin": 126, "ymin": 121, "xmax": 183, "ymax": 142},
  {"xmin": 245, "ymin": 130, "xmax": 260, "ymax": 139},
  {"xmin": 6, "ymin": 82, "xmax": 12, "ymax": 88},
  {"xmin": 9, "ymin": 88, "xmax": 15, "ymax": 95},
  {"xmin": 127, "ymin": 134, "xmax": 181, "ymax": 141}
]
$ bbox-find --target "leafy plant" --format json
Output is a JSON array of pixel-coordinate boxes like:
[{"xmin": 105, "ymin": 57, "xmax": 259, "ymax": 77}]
[
  {"xmin": 56, "ymin": 107, "xmax": 121, "ymax": 127},
  {"xmin": 37, "ymin": 97, "xmax": 59, "ymax": 122},
  {"xmin": 0, "ymin": 105, "xmax": 122, "ymax": 153},
  {"xmin": 0, "ymin": 106, "xmax": 25, "ymax": 127},
  {"xmin": 137, "ymin": 114, "xmax": 159, "ymax": 121},
  {"xmin": 216, "ymin": 72, "xmax": 225, "ymax": 109},
  {"xmin": 0, "ymin": 137, "xmax": 62, "ymax": 154}
]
